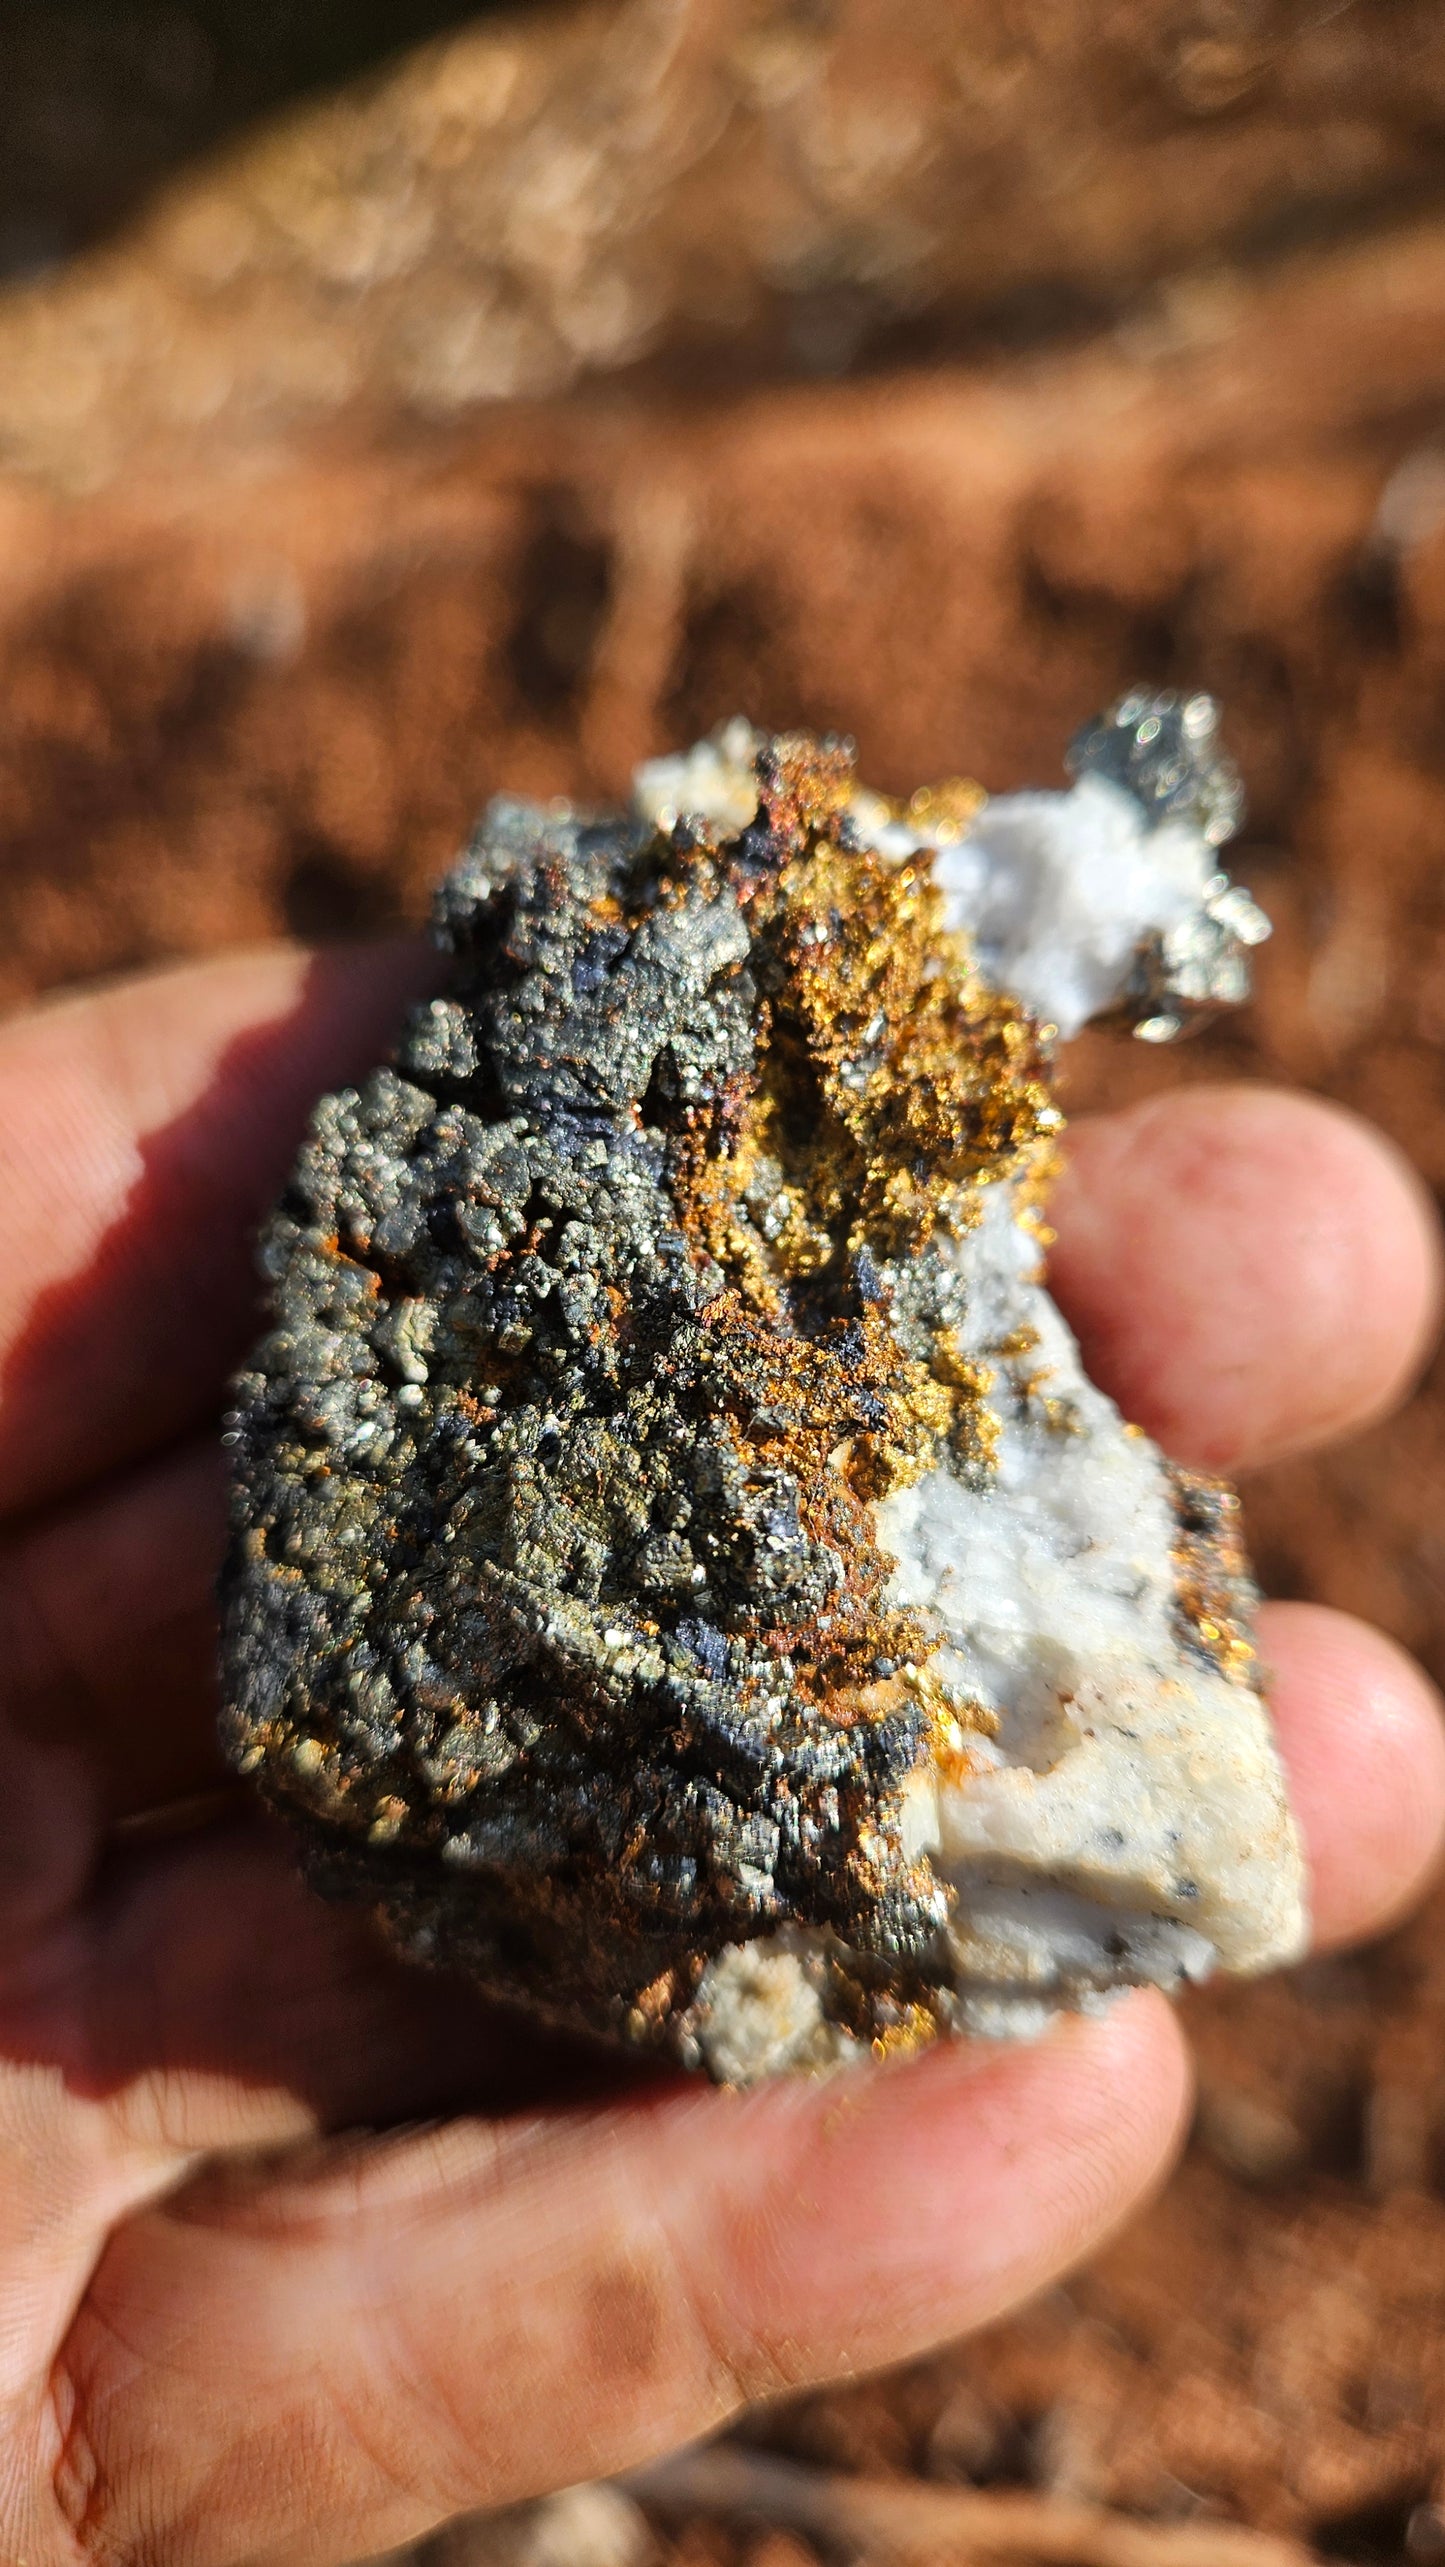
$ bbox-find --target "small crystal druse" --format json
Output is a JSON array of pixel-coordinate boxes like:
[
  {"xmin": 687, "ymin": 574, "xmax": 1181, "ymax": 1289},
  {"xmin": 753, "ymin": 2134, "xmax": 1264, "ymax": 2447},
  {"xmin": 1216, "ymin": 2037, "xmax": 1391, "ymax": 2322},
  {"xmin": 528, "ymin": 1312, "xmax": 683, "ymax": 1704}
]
[{"xmin": 220, "ymin": 697, "xmax": 1303, "ymax": 2080}]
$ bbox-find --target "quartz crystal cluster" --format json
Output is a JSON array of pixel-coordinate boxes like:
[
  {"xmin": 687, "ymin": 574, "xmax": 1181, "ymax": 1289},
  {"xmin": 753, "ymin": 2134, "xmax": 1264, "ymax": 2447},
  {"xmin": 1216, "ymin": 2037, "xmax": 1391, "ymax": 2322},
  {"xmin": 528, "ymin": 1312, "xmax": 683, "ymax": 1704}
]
[{"xmin": 220, "ymin": 695, "xmax": 1303, "ymax": 2080}]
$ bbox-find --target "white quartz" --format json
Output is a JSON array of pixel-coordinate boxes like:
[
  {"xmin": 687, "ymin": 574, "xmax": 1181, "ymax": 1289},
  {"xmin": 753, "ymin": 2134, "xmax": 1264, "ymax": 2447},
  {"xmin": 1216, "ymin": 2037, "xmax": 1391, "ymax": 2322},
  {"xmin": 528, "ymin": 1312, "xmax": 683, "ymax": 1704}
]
[
  {"xmin": 875, "ymin": 1182, "xmax": 1306, "ymax": 2035},
  {"xmin": 926, "ymin": 776, "xmax": 1219, "ymax": 1037},
  {"xmin": 633, "ymin": 719, "xmax": 762, "ymax": 837}
]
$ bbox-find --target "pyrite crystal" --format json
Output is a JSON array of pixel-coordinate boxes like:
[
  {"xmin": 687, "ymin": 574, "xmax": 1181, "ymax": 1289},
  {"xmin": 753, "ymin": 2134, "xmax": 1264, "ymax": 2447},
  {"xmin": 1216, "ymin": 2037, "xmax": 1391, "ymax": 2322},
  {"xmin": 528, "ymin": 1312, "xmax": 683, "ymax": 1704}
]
[{"xmin": 221, "ymin": 698, "xmax": 1304, "ymax": 2081}]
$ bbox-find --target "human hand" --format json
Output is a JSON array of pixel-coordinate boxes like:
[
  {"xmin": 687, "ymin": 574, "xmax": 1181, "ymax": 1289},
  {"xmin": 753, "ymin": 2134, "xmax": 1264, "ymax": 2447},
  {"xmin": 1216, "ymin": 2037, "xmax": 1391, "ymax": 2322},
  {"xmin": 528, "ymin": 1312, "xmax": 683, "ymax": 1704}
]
[{"xmin": 0, "ymin": 943, "xmax": 1440, "ymax": 2567}]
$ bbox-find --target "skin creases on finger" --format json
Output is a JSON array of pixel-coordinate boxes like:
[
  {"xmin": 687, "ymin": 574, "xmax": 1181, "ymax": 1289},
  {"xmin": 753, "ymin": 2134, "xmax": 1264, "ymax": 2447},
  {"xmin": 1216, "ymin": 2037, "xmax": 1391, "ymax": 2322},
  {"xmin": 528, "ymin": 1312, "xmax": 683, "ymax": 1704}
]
[
  {"xmin": 48, "ymin": 1995, "xmax": 1190, "ymax": 2567},
  {"xmin": 1047, "ymin": 1084, "xmax": 1444, "ymax": 1475}
]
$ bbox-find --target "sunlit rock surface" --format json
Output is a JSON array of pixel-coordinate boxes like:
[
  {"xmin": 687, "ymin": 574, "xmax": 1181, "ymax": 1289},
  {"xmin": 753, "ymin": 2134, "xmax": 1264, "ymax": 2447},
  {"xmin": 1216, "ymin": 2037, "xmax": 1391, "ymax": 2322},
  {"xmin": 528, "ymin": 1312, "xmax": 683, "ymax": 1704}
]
[{"xmin": 221, "ymin": 697, "xmax": 1304, "ymax": 2079}]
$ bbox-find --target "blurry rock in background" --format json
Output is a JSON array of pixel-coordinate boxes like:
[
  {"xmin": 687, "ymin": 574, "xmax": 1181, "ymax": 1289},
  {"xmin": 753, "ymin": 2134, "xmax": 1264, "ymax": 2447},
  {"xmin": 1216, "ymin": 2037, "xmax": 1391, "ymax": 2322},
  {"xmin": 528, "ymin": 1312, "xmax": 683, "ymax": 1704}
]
[
  {"xmin": 370, "ymin": 2479, "xmax": 656, "ymax": 2567},
  {"xmin": 3, "ymin": 0, "xmax": 1445, "ymax": 485},
  {"xmin": 4, "ymin": 4, "xmax": 1445, "ymax": 2556},
  {"xmin": 0, "ymin": 2, "xmax": 484, "ymax": 285}
]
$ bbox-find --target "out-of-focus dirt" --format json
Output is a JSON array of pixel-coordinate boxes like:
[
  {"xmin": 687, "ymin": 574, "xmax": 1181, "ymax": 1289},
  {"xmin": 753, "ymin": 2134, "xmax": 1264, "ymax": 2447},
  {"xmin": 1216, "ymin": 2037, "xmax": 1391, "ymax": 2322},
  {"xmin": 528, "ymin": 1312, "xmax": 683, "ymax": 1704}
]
[
  {"xmin": 4, "ymin": 15, "xmax": 1445, "ymax": 2560},
  {"xmin": 6, "ymin": 0, "xmax": 1445, "ymax": 493}
]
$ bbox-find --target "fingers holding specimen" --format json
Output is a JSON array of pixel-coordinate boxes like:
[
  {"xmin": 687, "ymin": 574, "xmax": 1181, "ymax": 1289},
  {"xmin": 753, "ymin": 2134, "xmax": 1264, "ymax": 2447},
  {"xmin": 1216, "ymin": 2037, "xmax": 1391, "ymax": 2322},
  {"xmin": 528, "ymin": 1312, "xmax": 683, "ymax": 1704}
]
[
  {"xmin": 1049, "ymin": 1084, "xmax": 1443, "ymax": 1475},
  {"xmin": 53, "ymin": 1994, "xmax": 1189, "ymax": 2567},
  {"xmin": 30, "ymin": 1584, "xmax": 1445, "ymax": 2567}
]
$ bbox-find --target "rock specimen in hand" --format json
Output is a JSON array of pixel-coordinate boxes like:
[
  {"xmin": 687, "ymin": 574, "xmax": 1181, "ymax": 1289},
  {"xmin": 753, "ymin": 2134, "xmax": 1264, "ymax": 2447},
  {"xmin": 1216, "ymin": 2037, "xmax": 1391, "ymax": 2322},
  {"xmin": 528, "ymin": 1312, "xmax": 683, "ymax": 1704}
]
[{"xmin": 220, "ymin": 695, "xmax": 1304, "ymax": 2080}]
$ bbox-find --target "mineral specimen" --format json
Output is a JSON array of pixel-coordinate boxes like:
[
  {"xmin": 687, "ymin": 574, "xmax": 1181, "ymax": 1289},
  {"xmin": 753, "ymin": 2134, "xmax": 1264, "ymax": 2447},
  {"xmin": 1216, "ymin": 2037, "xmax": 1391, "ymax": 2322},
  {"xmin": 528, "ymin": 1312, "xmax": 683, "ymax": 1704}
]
[{"xmin": 220, "ymin": 695, "xmax": 1304, "ymax": 2080}]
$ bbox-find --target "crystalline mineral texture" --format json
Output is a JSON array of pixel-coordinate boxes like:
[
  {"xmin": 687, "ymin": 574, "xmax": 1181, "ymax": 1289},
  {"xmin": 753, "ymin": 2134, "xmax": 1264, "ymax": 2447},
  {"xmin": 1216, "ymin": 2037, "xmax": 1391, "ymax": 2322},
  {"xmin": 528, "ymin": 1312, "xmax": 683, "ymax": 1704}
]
[{"xmin": 220, "ymin": 694, "xmax": 1305, "ymax": 2081}]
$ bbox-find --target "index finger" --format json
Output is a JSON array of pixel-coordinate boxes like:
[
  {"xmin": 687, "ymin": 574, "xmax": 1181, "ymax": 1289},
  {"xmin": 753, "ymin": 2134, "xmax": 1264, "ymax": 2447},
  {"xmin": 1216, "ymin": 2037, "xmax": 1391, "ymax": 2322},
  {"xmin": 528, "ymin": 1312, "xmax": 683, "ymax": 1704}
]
[{"xmin": 0, "ymin": 942, "xmax": 435, "ymax": 1523}]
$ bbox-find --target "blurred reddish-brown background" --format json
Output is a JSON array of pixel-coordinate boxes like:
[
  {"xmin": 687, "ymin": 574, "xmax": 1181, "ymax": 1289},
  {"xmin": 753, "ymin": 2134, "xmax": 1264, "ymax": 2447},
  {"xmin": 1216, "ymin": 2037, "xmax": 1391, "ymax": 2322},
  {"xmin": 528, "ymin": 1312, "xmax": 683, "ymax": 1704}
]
[{"xmin": 7, "ymin": 8, "xmax": 1445, "ymax": 2561}]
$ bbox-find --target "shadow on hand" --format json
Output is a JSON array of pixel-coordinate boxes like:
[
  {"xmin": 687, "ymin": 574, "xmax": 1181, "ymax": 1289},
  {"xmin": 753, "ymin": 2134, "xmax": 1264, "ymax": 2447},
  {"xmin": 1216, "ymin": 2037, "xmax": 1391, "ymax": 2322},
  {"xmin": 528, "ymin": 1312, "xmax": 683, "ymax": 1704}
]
[
  {"xmin": 0, "ymin": 940, "xmax": 440, "ymax": 1521},
  {"xmin": 0, "ymin": 1743, "xmax": 661, "ymax": 2136}
]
